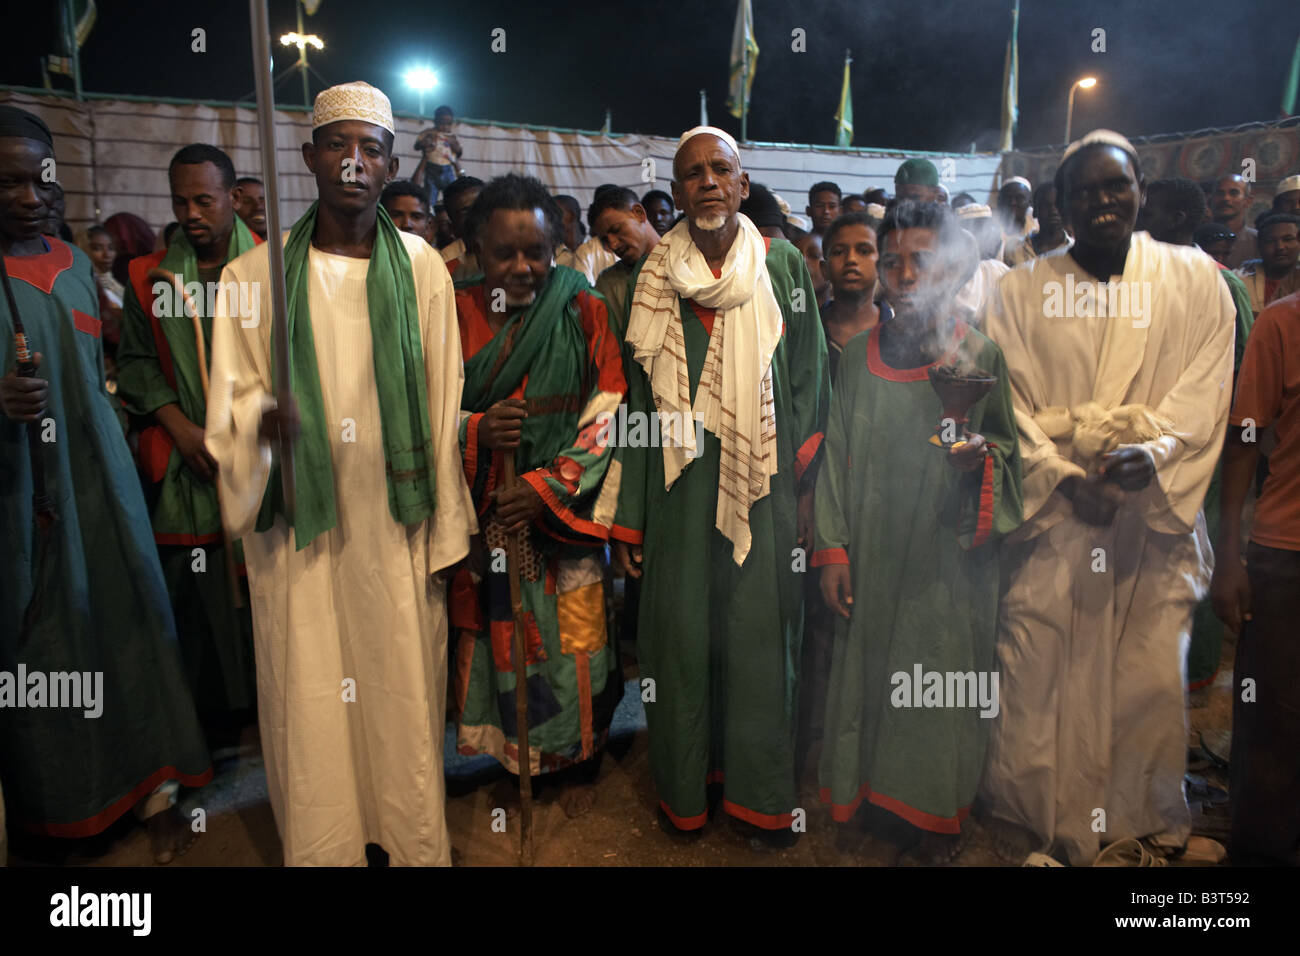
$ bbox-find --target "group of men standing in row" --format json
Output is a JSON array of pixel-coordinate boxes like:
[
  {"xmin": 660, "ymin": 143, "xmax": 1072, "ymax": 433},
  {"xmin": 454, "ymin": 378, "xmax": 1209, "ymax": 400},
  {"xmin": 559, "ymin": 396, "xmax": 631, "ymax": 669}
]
[{"xmin": 1, "ymin": 79, "xmax": 1294, "ymax": 867}]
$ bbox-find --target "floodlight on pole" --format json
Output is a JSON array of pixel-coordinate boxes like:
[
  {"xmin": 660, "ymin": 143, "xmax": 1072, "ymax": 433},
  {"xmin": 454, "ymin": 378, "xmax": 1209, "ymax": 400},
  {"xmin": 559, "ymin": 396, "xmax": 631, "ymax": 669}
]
[
  {"xmin": 405, "ymin": 68, "xmax": 438, "ymax": 118},
  {"xmin": 1064, "ymin": 76, "xmax": 1098, "ymax": 144}
]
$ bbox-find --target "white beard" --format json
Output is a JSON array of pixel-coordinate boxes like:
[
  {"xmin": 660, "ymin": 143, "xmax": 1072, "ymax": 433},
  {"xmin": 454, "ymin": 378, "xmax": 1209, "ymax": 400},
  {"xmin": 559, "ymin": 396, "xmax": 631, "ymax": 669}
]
[
  {"xmin": 692, "ymin": 213, "xmax": 727, "ymax": 232},
  {"xmin": 505, "ymin": 291, "xmax": 537, "ymax": 307}
]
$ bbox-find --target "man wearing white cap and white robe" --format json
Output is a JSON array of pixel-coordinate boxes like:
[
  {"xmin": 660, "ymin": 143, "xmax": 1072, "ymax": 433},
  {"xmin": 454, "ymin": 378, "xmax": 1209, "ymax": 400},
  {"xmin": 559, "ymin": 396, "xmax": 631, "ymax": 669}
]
[
  {"xmin": 953, "ymin": 203, "xmax": 1010, "ymax": 320},
  {"xmin": 610, "ymin": 126, "xmax": 829, "ymax": 845},
  {"xmin": 205, "ymin": 81, "xmax": 475, "ymax": 866},
  {"xmin": 978, "ymin": 130, "xmax": 1235, "ymax": 866}
]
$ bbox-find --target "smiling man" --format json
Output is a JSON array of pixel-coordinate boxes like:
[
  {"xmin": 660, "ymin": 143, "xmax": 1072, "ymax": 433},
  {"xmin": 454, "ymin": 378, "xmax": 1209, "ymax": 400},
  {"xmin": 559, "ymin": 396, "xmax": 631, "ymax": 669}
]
[
  {"xmin": 980, "ymin": 130, "xmax": 1236, "ymax": 866},
  {"xmin": 233, "ymin": 177, "xmax": 267, "ymax": 240},
  {"xmin": 612, "ymin": 126, "xmax": 829, "ymax": 846},
  {"xmin": 116, "ymin": 144, "xmax": 260, "ymax": 729},
  {"xmin": 451, "ymin": 173, "xmax": 627, "ymax": 819},
  {"xmin": 204, "ymin": 82, "xmax": 476, "ymax": 866}
]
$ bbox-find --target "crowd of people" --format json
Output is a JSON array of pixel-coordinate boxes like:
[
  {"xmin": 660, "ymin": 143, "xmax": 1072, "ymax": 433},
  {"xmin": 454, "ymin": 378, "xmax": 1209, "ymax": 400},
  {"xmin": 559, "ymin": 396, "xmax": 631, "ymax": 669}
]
[{"xmin": 0, "ymin": 80, "xmax": 1296, "ymax": 869}]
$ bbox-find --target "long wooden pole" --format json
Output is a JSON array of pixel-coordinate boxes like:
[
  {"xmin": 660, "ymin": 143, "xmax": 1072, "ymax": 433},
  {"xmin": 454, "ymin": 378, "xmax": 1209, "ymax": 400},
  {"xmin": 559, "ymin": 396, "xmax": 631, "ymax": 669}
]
[
  {"xmin": 501, "ymin": 455, "xmax": 534, "ymax": 867},
  {"xmin": 148, "ymin": 267, "xmax": 244, "ymax": 609},
  {"xmin": 249, "ymin": 0, "xmax": 296, "ymax": 521}
]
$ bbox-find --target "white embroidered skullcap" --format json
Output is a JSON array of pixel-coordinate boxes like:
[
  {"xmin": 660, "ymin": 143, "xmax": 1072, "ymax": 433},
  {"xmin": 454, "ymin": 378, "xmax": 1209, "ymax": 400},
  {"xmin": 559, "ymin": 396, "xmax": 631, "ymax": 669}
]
[
  {"xmin": 1003, "ymin": 176, "xmax": 1032, "ymax": 190},
  {"xmin": 1061, "ymin": 129, "xmax": 1138, "ymax": 166},
  {"xmin": 865, "ymin": 202, "xmax": 886, "ymax": 218},
  {"xmin": 676, "ymin": 126, "xmax": 741, "ymax": 162},
  {"xmin": 955, "ymin": 203, "xmax": 993, "ymax": 220},
  {"xmin": 1277, "ymin": 174, "xmax": 1300, "ymax": 195},
  {"xmin": 312, "ymin": 81, "xmax": 395, "ymax": 134}
]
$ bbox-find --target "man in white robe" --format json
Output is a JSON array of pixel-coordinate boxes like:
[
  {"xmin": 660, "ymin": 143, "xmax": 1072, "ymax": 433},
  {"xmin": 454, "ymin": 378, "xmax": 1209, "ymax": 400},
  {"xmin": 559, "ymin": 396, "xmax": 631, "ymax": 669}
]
[
  {"xmin": 979, "ymin": 130, "xmax": 1235, "ymax": 866},
  {"xmin": 205, "ymin": 82, "xmax": 475, "ymax": 866}
]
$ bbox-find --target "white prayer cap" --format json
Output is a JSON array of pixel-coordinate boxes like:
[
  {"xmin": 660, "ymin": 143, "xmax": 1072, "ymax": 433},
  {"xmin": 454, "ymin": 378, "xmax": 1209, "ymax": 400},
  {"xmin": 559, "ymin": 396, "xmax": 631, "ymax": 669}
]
[
  {"xmin": 676, "ymin": 125, "xmax": 741, "ymax": 162},
  {"xmin": 955, "ymin": 203, "xmax": 993, "ymax": 220},
  {"xmin": 1277, "ymin": 174, "xmax": 1300, "ymax": 195},
  {"xmin": 1003, "ymin": 176, "xmax": 1032, "ymax": 190},
  {"xmin": 312, "ymin": 81, "xmax": 395, "ymax": 134},
  {"xmin": 1061, "ymin": 128, "xmax": 1138, "ymax": 166},
  {"xmin": 865, "ymin": 202, "xmax": 886, "ymax": 219}
]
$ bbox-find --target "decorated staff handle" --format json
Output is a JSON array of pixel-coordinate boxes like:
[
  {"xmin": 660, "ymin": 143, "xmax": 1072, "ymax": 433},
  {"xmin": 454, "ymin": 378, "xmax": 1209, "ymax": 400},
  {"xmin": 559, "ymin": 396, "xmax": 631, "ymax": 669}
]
[{"xmin": 0, "ymin": 252, "xmax": 56, "ymax": 529}]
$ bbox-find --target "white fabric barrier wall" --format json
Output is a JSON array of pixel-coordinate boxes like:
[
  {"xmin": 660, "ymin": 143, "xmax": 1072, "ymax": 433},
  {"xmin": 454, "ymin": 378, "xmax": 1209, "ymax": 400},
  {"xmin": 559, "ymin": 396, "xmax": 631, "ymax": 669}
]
[{"xmin": 2, "ymin": 89, "xmax": 1004, "ymax": 242}]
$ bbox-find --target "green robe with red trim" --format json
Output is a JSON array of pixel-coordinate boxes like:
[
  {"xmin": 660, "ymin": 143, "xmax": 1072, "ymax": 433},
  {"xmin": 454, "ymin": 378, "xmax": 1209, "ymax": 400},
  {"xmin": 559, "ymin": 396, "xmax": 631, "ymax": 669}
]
[
  {"xmin": 611, "ymin": 238, "xmax": 830, "ymax": 830},
  {"xmin": 812, "ymin": 322, "xmax": 1021, "ymax": 833},
  {"xmin": 451, "ymin": 271, "xmax": 627, "ymax": 774},
  {"xmin": 0, "ymin": 238, "xmax": 211, "ymax": 835},
  {"xmin": 115, "ymin": 227, "xmax": 259, "ymax": 712}
]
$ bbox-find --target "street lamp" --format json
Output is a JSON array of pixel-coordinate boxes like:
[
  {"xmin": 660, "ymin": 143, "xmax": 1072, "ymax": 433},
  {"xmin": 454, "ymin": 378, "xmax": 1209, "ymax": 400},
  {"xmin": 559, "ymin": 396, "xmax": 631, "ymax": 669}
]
[
  {"xmin": 279, "ymin": 0, "xmax": 325, "ymax": 108},
  {"xmin": 1064, "ymin": 76, "xmax": 1097, "ymax": 144},
  {"xmin": 404, "ymin": 68, "xmax": 438, "ymax": 119}
]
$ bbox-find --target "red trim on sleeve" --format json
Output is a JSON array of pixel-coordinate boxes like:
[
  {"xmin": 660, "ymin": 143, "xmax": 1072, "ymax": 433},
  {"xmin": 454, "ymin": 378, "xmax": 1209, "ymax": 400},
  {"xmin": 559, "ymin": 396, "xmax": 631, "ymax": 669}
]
[
  {"xmin": 463, "ymin": 412, "xmax": 484, "ymax": 489},
  {"xmin": 520, "ymin": 468, "xmax": 611, "ymax": 541},
  {"xmin": 970, "ymin": 448, "xmax": 996, "ymax": 548},
  {"xmin": 811, "ymin": 546, "xmax": 849, "ymax": 567},
  {"xmin": 794, "ymin": 431, "xmax": 824, "ymax": 483},
  {"xmin": 577, "ymin": 290, "xmax": 628, "ymax": 395},
  {"xmin": 72, "ymin": 308, "xmax": 101, "ymax": 338},
  {"xmin": 610, "ymin": 524, "xmax": 644, "ymax": 545}
]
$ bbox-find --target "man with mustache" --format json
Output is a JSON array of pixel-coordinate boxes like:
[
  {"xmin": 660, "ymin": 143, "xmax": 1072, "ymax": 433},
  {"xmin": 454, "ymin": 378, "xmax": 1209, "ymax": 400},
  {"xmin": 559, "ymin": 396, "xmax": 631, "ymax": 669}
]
[
  {"xmin": 980, "ymin": 130, "xmax": 1236, "ymax": 866},
  {"xmin": 611, "ymin": 126, "xmax": 829, "ymax": 846},
  {"xmin": 450, "ymin": 173, "xmax": 627, "ymax": 820},
  {"xmin": 1004, "ymin": 182, "xmax": 1072, "ymax": 267},
  {"xmin": 1212, "ymin": 173, "xmax": 1256, "ymax": 269},
  {"xmin": 117, "ymin": 143, "xmax": 261, "ymax": 733},
  {"xmin": 205, "ymin": 82, "xmax": 476, "ymax": 866}
]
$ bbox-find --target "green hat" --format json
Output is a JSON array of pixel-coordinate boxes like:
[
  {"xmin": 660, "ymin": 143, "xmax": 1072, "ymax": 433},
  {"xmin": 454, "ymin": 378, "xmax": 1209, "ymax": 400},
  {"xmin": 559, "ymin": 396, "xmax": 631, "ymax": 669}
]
[{"xmin": 895, "ymin": 158, "xmax": 939, "ymax": 187}]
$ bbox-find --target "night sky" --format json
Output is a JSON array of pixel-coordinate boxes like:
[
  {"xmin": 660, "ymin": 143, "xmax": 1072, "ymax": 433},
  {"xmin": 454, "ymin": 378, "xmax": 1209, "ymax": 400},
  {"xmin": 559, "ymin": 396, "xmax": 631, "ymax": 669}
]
[{"xmin": 5, "ymin": 0, "xmax": 1299, "ymax": 151}]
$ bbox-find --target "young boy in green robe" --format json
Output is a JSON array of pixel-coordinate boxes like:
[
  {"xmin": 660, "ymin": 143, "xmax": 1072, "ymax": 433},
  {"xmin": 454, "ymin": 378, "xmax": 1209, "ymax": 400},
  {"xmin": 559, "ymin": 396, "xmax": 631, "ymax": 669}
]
[{"xmin": 813, "ymin": 200, "xmax": 1022, "ymax": 863}]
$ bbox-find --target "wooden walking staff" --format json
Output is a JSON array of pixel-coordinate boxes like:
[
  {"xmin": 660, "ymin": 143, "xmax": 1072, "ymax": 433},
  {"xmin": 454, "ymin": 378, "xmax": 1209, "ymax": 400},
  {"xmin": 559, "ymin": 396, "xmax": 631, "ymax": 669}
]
[
  {"xmin": 249, "ymin": 0, "xmax": 296, "ymax": 521},
  {"xmin": 0, "ymin": 254, "xmax": 57, "ymax": 641},
  {"xmin": 147, "ymin": 266, "xmax": 244, "ymax": 609},
  {"xmin": 502, "ymin": 452, "xmax": 535, "ymax": 867}
]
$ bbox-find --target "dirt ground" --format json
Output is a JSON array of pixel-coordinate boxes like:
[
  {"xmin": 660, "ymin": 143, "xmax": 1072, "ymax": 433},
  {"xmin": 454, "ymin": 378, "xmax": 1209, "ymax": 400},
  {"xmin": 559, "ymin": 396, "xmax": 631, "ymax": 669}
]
[{"xmin": 6, "ymin": 625, "xmax": 1235, "ymax": 868}]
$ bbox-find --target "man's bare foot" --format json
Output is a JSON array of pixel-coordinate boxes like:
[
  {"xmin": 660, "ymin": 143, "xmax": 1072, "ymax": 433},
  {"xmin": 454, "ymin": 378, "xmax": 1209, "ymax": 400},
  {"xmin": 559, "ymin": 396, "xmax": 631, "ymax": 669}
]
[
  {"xmin": 148, "ymin": 806, "xmax": 198, "ymax": 865},
  {"xmin": 492, "ymin": 777, "xmax": 521, "ymax": 820},
  {"xmin": 986, "ymin": 816, "xmax": 1037, "ymax": 864},
  {"xmin": 558, "ymin": 782, "xmax": 597, "ymax": 819},
  {"xmin": 911, "ymin": 819, "xmax": 975, "ymax": 865}
]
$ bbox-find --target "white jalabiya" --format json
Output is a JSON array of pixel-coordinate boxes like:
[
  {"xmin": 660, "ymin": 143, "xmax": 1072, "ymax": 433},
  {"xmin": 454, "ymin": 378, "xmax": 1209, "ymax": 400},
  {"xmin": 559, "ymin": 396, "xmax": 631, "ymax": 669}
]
[
  {"xmin": 955, "ymin": 257, "xmax": 1010, "ymax": 321},
  {"xmin": 625, "ymin": 215, "xmax": 780, "ymax": 565},
  {"xmin": 205, "ymin": 230, "xmax": 476, "ymax": 866},
  {"xmin": 571, "ymin": 235, "xmax": 618, "ymax": 285},
  {"xmin": 978, "ymin": 232, "xmax": 1235, "ymax": 865}
]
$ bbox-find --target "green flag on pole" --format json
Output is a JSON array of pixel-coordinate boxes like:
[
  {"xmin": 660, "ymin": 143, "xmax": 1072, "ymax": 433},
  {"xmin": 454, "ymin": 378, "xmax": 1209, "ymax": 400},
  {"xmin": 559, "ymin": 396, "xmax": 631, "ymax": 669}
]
[
  {"xmin": 1283, "ymin": 33, "xmax": 1300, "ymax": 116},
  {"xmin": 834, "ymin": 52, "xmax": 853, "ymax": 147},
  {"xmin": 999, "ymin": 0, "xmax": 1020, "ymax": 151},
  {"xmin": 727, "ymin": 0, "xmax": 759, "ymax": 123}
]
